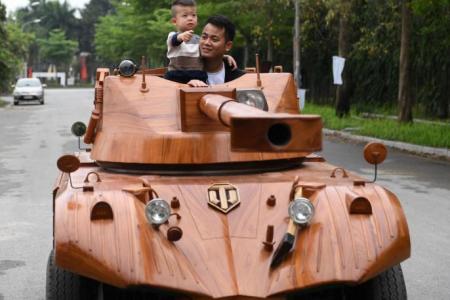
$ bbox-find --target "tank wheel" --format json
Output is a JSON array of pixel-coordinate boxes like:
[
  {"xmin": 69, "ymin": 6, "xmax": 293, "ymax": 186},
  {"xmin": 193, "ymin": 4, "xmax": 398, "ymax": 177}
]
[
  {"xmin": 351, "ymin": 264, "xmax": 407, "ymax": 300},
  {"xmin": 45, "ymin": 250, "xmax": 100, "ymax": 300}
]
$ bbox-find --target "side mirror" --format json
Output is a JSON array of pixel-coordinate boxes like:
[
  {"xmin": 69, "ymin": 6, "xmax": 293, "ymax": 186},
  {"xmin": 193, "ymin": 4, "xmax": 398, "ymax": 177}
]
[
  {"xmin": 57, "ymin": 155, "xmax": 80, "ymax": 173},
  {"xmin": 364, "ymin": 142, "xmax": 387, "ymax": 165},
  {"xmin": 57, "ymin": 155, "xmax": 82, "ymax": 189},
  {"xmin": 11, "ymin": 84, "xmax": 15, "ymax": 88},
  {"xmin": 71, "ymin": 122, "xmax": 90, "ymax": 151},
  {"xmin": 363, "ymin": 142, "xmax": 387, "ymax": 182},
  {"xmin": 42, "ymin": 84, "xmax": 47, "ymax": 88},
  {"xmin": 71, "ymin": 121, "xmax": 87, "ymax": 137},
  {"xmin": 57, "ymin": 155, "xmax": 97, "ymax": 191}
]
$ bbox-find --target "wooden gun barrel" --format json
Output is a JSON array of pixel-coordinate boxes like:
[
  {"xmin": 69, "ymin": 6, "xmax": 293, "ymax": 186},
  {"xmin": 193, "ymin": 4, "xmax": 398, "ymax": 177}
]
[{"xmin": 199, "ymin": 94, "xmax": 323, "ymax": 152}]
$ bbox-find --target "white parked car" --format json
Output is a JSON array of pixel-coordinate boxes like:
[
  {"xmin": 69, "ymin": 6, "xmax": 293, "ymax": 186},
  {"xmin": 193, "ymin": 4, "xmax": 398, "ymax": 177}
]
[{"xmin": 12, "ymin": 78, "xmax": 46, "ymax": 105}]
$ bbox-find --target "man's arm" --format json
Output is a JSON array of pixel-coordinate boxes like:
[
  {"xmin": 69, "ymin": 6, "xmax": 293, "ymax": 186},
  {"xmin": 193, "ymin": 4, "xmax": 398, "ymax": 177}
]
[
  {"xmin": 224, "ymin": 55, "xmax": 237, "ymax": 70},
  {"xmin": 224, "ymin": 59, "xmax": 246, "ymax": 82}
]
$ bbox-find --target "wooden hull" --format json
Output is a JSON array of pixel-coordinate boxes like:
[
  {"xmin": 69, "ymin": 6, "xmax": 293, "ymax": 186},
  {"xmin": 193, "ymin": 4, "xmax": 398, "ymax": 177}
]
[{"xmin": 53, "ymin": 155, "xmax": 410, "ymax": 299}]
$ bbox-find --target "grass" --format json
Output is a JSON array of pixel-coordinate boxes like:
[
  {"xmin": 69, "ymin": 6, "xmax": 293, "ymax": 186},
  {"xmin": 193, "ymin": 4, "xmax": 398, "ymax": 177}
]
[
  {"xmin": 303, "ymin": 103, "xmax": 450, "ymax": 149},
  {"xmin": 353, "ymin": 102, "xmax": 449, "ymax": 122}
]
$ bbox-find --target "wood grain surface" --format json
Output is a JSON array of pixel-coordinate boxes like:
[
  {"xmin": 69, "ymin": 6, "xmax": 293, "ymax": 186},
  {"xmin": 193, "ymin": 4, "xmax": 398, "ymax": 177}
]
[
  {"xmin": 53, "ymin": 70, "xmax": 410, "ymax": 299},
  {"xmin": 87, "ymin": 72, "xmax": 322, "ymax": 164},
  {"xmin": 54, "ymin": 159, "xmax": 410, "ymax": 299}
]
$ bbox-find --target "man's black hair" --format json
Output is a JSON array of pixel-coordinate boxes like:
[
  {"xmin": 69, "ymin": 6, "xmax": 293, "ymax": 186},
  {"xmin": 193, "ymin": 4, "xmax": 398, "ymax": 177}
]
[
  {"xmin": 206, "ymin": 15, "xmax": 236, "ymax": 42},
  {"xmin": 171, "ymin": 0, "xmax": 196, "ymax": 17}
]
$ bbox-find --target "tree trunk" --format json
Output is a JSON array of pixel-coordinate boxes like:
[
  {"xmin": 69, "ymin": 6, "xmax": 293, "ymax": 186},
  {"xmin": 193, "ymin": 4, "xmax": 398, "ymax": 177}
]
[
  {"xmin": 335, "ymin": 0, "xmax": 351, "ymax": 118},
  {"xmin": 267, "ymin": 0, "xmax": 273, "ymax": 65},
  {"xmin": 398, "ymin": 0, "xmax": 413, "ymax": 123},
  {"xmin": 293, "ymin": 0, "xmax": 301, "ymax": 88},
  {"xmin": 438, "ymin": 65, "xmax": 449, "ymax": 119},
  {"xmin": 267, "ymin": 36, "xmax": 273, "ymax": 63},
  {"xmin": 243, "ymin": 40, "xmax": 249, "ymax": 68}
]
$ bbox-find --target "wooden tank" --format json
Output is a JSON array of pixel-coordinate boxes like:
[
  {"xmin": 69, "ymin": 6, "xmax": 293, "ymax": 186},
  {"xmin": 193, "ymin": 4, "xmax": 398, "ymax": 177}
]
[{"xmin": 47, "ymin": 66, "xmax": 411, "ymax": 300}]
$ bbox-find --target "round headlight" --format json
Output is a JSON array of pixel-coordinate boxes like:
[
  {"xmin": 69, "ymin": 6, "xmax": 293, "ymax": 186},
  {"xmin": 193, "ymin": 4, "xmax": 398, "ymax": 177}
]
[
  {"xmin": 118, "ymin": 59, "xmax": 137, "ymax": 77},
  {"xmin": 145, "ymin": 199, "xmax": 171, "ymax": 225},
  {"xmin": 236, "ymin": 89, "xmax": 268, "ymax": 111},
  {"xmin": 288, "ymin": 197, "xmax": 315, "ymax": 225}
]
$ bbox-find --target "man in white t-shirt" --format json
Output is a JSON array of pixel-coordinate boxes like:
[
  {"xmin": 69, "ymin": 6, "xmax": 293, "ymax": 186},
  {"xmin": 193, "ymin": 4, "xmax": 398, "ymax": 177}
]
[{"xmin": 188, "ymin": 15, "xmax": 245, "ymax": 87}]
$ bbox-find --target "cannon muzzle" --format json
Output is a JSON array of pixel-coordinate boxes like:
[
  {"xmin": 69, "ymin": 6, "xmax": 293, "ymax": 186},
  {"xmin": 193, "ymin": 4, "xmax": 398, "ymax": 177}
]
[{"xmin": 198, "ymin": 94, "xmax": 322, "ymax": 152}]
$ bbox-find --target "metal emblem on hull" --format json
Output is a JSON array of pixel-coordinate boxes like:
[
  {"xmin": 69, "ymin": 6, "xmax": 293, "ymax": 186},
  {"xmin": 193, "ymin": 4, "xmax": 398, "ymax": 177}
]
[{"xmin": 208, "ymin": 183, "xmax": 240, "ymax": 214}]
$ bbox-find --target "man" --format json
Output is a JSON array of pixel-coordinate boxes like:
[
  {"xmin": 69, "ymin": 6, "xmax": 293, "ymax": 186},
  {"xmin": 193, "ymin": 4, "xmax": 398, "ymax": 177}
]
[{"xmin": 188, "ymin": 15, "xmax": 245, "ymax": 87}]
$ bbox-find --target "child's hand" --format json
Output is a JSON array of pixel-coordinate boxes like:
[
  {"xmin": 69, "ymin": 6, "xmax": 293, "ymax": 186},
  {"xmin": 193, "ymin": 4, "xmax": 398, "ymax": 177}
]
[
  {"xmin": 177, "ymin": 30, "xmax": 194, "ymax": 42},
  {"xmin": 187, "ymin": 80, "xmax": 208, "ymax": 87},
  {"xmin": 224, "ymin": 55, "xmax": 237, "ymax": 70}
]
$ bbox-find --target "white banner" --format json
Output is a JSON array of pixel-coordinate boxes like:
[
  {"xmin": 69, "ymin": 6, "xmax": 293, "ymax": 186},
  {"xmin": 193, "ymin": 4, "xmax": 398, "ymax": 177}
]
[
  {"xmin": 332, "ymin": 56, "xmax": 346, "ymax": 85},
  {"xmin": 298, "ymin": 89, "xmax": 306, "ymax": 110}
]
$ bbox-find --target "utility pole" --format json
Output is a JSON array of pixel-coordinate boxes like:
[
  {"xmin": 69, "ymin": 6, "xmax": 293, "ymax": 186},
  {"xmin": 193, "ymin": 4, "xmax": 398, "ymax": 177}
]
[{"xmin": 293, "ymin": 0, "xmax": 301, "ymax": 88}]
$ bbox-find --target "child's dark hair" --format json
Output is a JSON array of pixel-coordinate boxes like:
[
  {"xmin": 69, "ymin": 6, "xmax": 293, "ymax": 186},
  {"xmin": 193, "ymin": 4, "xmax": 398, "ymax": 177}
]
[
  {"xmin": 171, "ymin": 0, "xmax": 196, "ymax": 17},
  {"xmin": 206, "ymin": 15, "xmax": 236, "ymax": 42}
]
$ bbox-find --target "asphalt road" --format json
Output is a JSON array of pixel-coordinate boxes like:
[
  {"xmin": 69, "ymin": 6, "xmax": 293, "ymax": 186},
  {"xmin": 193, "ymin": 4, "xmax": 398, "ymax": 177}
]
[
  {"xmin": 0, "ymin": 89, "xmax": 94, "ymax": 300},
  {"xmin": 0, "ymin": 89, "xmax": 449, "ymax": 299}
]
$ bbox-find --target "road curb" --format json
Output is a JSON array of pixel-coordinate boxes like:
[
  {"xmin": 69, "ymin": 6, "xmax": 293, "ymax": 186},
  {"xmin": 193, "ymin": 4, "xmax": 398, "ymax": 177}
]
[{"xmin": 323, "ymin": 129, "xmax": 450, "ymax": 161}]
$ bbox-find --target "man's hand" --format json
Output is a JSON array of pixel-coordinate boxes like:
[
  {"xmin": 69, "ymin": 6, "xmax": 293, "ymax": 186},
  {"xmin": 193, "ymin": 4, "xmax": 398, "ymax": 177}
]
[
  {"xmin": 224, "ymin": 55, "xmax": 237, "ymax": 70},
  {"xmin": 177, "ymin": 30, "xmax": 194, "ymax": 42},
  {"xmin": 187, "ymin": 80, "xmax": 208, "ymax": 87}
]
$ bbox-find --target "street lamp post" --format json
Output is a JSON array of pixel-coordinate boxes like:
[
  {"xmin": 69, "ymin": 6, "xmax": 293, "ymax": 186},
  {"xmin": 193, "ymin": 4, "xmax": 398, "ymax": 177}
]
[
  {"xmin": 21, "ymin": 18, "xmax": 41, "ymax": 77},
  {"xmin": 21, "ymin": 1, "xmax": 42, "ymax": 78}
]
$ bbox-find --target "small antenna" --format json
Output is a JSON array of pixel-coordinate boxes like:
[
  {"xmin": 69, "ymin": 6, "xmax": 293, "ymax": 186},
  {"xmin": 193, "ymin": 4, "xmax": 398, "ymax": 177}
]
[
  {"xmin": 140, "ymin": 56, "xmax": 149, "ymax": 93},
  {"xmin": 256, "ymin": 53, "xmax": 262, "ymax": 88}
]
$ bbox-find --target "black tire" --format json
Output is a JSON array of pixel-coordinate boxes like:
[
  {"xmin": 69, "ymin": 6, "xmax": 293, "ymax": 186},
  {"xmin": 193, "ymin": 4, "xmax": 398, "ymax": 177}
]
[
  {"xmin": 288, "ymin": 265, "xmax": 407, "ymax": 300},
  {"xmin": 351, "ymin": 264, "xmax": 407, "ymax": 300},
  {"xmin": 102, "ymin": 284, "xmax": 180, "ymax": 300},
  {"xmin": 46, "ymin": 250, "xmax": 99, "ymax": 300},
  {"xmin": 13, "ymin": 101, "xmax": 19, "ymax": 105},
  {"xmin": 40, "ymin": 98, "xmax": 45, "ymax": 105}
]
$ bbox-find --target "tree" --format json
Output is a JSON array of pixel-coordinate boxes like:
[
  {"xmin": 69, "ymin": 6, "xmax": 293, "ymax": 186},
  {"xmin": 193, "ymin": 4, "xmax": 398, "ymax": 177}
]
[
  {"xmin": 0, "ymin": 1, "xmax": 34, "ymax": 92},
  {"xmin": 335, "ymin": 0, "xmax": 352, "ymax": 117},
  {"xmin": 94, "ymin": 0, "xmax": 295, "ymax": 69},
  {"xmin": 78, "ymin": 0, "xmax": 114, "ymax": 80},
  {"xmin": 38, "ymin": 29, "xmax": 78, "ymax": 84},
  {"xmin": 398, "ymin": 0, "xmax": 413, "ymax": 122},
  {"xmin": 79, "ymin": 0, "xmax": 114, "ymax": 54},
  {"xmin": 90, "ymin": 0, "xmax": 448, "ymax": 122},
  {"xmin": 95, "ymin": 0, "xmax": 171, "ymax": 66},
  {"xmin": 203, "ymin": 0, "xmax": 293, "ymax": 68},
  {"xmin": 412, "ymin": 0, "xmax": 450, "ymax": 119}
]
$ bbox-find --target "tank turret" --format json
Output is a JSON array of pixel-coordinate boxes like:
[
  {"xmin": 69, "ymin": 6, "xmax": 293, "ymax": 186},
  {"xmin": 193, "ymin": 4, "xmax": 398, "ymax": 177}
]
[{"xmin": 83, "ymin": 68, "xmax": 322, "ymax": 170}]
